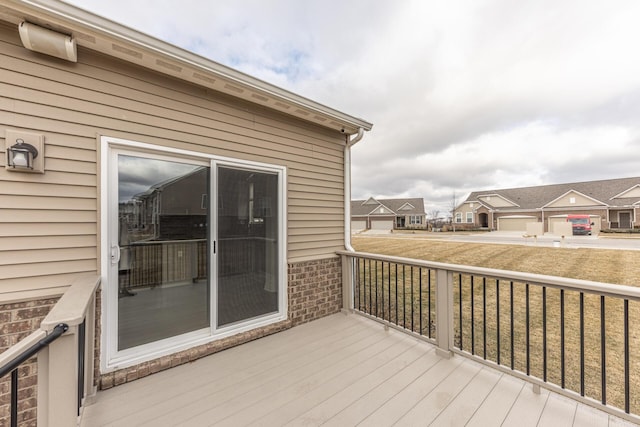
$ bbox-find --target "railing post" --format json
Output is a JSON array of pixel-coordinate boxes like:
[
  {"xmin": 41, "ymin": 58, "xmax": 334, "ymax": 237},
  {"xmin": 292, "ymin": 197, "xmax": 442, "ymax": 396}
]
[
  {"xmin": 341, "ymin": 254, "xmax": 354, "ymax": 312},
  {"xmin": 37, "ymin": 331, "xmax": 77, "ymax": 427},
  {"xmin": 435, "ymin": 268, "xmax": 453, "ymax": 358}
]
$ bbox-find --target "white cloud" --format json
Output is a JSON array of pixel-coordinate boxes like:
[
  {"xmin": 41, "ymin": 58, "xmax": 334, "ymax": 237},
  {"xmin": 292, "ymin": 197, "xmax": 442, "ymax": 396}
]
[{"xmin": 65, "ymin": 0, "xmax": 640, "ymax": 212}]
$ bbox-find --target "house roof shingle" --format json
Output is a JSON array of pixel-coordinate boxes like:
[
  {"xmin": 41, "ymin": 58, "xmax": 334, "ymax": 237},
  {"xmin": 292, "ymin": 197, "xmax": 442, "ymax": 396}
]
[
  {"xmin": 463, "ymin": 176, "xmax": 640, "ymax": 210},
  {"xmin": 351, "ymin": 198, "xmax": 426, "ymax": 216}
]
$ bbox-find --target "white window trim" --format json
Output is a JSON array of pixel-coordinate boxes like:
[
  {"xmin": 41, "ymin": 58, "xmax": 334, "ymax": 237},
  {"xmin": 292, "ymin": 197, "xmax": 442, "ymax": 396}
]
[
  {"xmin": 466, "ymin": 212, "xmax": 473, "ymax": 223},
  {"xmin": 100, "ymin": 136, "xmax": 288, "ymax": 372},
  {"xmin": 455, "ymin": 212, "xmax": 462, "ymax": 223}
]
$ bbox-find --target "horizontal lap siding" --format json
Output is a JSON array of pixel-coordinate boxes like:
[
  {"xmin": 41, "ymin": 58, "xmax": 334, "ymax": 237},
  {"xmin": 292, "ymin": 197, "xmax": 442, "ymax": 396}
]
[{"xmin": 0, "ymin": 22, "xmax": 345, "ymax": 296}]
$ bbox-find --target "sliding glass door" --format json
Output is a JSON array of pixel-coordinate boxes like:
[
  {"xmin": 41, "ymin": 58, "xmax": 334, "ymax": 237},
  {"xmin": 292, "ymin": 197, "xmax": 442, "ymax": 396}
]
[
  {"xmin": 115, "ymin": 154, "xmax": 210, "ymax": 350},
  {"xmin": 216, "ymin": 166, "xmax": 279, "ymax": 327},
  {"xmin": 105, "ymin": 140, "xmax": 285, "ymax": 367}
]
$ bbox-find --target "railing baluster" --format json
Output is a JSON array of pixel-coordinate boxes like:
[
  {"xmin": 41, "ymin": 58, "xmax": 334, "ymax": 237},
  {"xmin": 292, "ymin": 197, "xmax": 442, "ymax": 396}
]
[
  {"xmin": 601, "ymin": 295, "xmax": 606, "ymax": 405},
  {"xmin": 510, "ymin": 281, "xmax": 514, "ymax": 370},
  {"xmin": 402, "ymin": 265, "xmax": 406, "ymax": 329},
  {"xmin": 78, "ymin": 319, "xmax": 86, "ymax": 415},
  {"xmin": 483, "ymin": 277, "xmax": 487, "ymax": 360},
  {"xmin": 395, "ymin": 264, "xmax": 398, "ymax": 325},
  {"xmin": 388, "ymin": 262, "xmax": 392, "ymax": 324},
  {"xmin": 458, "ymin": 273, "xmax": 463, "ymax": 352},
  {"xmin": 543, "ymin": 286, "xmax": 547, "ymax": 382},
  {"xmin": 368, "ymin": 259, "xmax": 372, "ymax": 314},
  {"xmin": 580, "ymin": 292, "xmax": 584, "ymax": 396},
  {"xmin": 471, "ymin": 276, "xmax": 475, "ymax": 356},
  {"xmin": 526, "ymin": 283, "xmax": 530, "ymax": 376},
  {"xmin": 410, "ymin": 266, "xmax": 414, "ymax": 332},
  {"xmin": 496, "ymin": 279, "xmax": 501, "ymax": 365},
  {"xmin": 428, "ymin": 269, "xmax": 432, "ymax": 339},
  {"xmin": 381, "ymin": 262, "xmax": 385, "ymax": 321},
  {"xmin": 419, "ymin": 268, "xmax": 423, "ymax": 336},
  {"xmin": 624, "ymin": 299, "xmax": 630, "ymax": 414},
  {"xmin": 11, "ymin": 369, "xmax": 18, "ymax": 427},
  {"xmin": 560, "ymin": 289, "xmax": 565, "ymax": 389},
  {"xmin": 375, "ymin": 261, "xmax": 379, "ymax": 318}
]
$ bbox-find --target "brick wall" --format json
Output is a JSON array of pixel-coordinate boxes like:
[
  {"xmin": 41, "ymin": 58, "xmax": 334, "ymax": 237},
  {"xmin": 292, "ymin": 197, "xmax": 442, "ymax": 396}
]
[
  {"xmin": 0, "ymin": 297, "xmax": 59, "ymax": 427},
  {"xmin": 288, "ymin": 257, "xmax": 343, "ymax": 326},
  {"xmin": 96, "ymin": 256, "xmax": 343, "ymax": 390}
]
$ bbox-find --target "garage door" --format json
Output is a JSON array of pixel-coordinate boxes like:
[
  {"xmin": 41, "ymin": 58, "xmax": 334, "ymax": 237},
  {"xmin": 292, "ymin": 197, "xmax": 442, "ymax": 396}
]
[
  {"xmin": 351, "ymin": 220, "xmax": 366, "ymax": 232},
  {"xmin": 548, "ymin": 216, "xmax": 567, "ymax": 234},
  {"xmin": 370, "ymin": 219, "xmax": 394, "ymax": 230},
  {"xmin": 497, "ymin": 216, "xmax": 536, "ymax": 232}
]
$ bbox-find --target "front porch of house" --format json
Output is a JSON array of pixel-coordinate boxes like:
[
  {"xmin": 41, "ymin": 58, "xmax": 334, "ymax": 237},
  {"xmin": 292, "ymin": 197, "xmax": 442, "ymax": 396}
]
[{"xmin": 80, "ymin": 312, "xmax": 631, "ymax": 426}]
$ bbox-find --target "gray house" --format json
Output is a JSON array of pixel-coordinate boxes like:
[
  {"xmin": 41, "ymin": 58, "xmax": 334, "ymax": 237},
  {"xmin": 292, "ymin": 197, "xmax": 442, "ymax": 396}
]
[
  {"xmin": 455, "ymin": 176, "xmax": 640, "ymax": 233},
  {"xmin": 351, "ymin": 197, "xmax": 426, "ymax": 231}
]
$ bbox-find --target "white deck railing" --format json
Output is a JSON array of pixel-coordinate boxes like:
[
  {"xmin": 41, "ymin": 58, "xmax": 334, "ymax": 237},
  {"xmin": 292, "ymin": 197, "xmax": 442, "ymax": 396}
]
[
  {"xmin": 338, "ymin": 250, "xmax": 640, "ymax": 425},
  {"xmin": 0, "ymin": 275, "xmax": 100, "ymax": 427}
]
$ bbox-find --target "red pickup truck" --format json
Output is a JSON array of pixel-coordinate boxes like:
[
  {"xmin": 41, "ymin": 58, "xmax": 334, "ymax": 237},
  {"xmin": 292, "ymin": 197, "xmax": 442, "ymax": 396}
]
[{"xmin": 567, "ymin": 214, "xmax": 594, "ymax": 235}]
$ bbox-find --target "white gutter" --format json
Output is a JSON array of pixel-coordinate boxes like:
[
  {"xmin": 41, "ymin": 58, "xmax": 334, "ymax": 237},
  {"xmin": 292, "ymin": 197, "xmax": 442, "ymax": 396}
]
[{"xmin": 344, "ymin": 128, "xmax": 365, "ymax": 252}]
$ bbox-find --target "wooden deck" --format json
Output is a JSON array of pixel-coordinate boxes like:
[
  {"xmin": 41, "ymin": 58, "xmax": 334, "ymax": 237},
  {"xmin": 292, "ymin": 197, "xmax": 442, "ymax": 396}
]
[{"xmin": 81, "ymin": 313, "xmax": 636, "ymax": 426}]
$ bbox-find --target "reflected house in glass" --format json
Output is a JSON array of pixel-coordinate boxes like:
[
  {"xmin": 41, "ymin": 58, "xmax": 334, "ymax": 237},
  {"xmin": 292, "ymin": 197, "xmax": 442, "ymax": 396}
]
[
  {"xmin": 130, "ymin": 166, "xmax": 209, "ymax": 241},
  {"xmin": 0, "ymin": 1, "xmax": 371, "ymax": 422}
]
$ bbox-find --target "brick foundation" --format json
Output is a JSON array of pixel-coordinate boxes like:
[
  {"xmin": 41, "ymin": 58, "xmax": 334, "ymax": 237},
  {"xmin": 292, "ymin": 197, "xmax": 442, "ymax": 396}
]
[
  {"xmin": 96, "ymin": 256, "xmax": 343, "ymax": 390},
  {"xmin": 0, "ymin": 297, "xmax": 59, "ymax": 427},
  {"xmin": 288, "ymin": 257, "xmax": 343, "ymax": 326}
]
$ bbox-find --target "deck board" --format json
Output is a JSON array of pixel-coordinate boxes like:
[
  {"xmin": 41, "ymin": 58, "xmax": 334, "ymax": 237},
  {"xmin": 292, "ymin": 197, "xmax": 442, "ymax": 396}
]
[{"xmin": 81, "ymin": 312, "xmax": 636, "ymax": 426}]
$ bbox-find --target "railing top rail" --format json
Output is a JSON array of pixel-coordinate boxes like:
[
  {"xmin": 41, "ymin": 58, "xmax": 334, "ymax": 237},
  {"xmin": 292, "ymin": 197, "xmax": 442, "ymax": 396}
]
[
  {"xmin": 0, "ymin": 329, "xmax": 46, "ymax": 372},
  {"xmin": 338, "ymin": 250, "xmax": 640, "ymax": 301},
  {"xmin": 40, "ymin": 274, "xmax": 101, "ymax": 332}
]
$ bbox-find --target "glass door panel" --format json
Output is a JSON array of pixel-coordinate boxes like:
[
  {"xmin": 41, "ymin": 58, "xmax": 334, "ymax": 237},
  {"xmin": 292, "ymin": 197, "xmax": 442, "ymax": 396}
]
[
  {"xmin": 117, "ymin": 154, "xmax": 210, "ymax": 350},
  {"xmin": 217, "ymin": 166, "xmax": 279, "ymax": 326}
]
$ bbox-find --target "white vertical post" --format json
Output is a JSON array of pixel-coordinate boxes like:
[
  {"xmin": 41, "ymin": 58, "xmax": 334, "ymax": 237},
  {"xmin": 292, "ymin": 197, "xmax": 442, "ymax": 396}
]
[
  {"xmin": 342, "ymin": 254, "xmax": 354, "ymax": 312},
  {"xmin": 38, "ymin": 331, "xmax": 77, "ymax": 427},
  {"xmin": 436, "ymin": 268, "xmax": 454, "ymax": 358}
]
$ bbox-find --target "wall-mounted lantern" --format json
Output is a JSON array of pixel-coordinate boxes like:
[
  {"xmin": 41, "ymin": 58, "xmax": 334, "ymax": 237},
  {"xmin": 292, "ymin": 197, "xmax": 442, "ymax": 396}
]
[
  {"xmin": 4, "ymin": 130, "xmax": 45, "ymax": 173},
  {"xmin": 7, "ymin": 139, "xmax": 39, "ymax": 170}
]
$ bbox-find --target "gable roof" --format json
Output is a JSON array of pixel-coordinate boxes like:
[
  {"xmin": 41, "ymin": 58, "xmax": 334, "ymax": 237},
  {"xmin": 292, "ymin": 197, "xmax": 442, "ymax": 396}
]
[
  {"xmin": 351, "ymin": 198, "xmax": 426, "ymax": 216},
  {"xmin": 463, "ymin": 176, "xmax": 640, "ymax": 210},
  {"xmin": 0, "ymin": 0, "xmax": 372, "ymax": 135}
]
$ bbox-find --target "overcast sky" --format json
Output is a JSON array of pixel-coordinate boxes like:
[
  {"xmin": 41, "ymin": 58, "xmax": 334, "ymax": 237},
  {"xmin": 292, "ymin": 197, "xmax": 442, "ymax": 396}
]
[{"xmin": 66, "ymin": 0, "xmax": 640, "ymax": 214}]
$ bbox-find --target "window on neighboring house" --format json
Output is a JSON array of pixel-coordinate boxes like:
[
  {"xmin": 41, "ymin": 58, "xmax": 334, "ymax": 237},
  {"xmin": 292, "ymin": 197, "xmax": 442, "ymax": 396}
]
[
  {"xmin": 455, "ymin": 212, "xmax": 462, "ymax": 223},
  {"xmin": 466, "ymin": 212, "xmax": 473, "ymax": 223},
  {"xmin": 410, "ymin": 215, "xmax": 422, "ymax": 224}
]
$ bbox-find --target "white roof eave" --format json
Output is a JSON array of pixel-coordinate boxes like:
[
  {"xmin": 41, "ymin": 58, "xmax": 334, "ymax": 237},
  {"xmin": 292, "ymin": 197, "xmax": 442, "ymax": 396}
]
[{"xmin": 1, "ymin": 0, "xmax": 372, "ymax": 135}]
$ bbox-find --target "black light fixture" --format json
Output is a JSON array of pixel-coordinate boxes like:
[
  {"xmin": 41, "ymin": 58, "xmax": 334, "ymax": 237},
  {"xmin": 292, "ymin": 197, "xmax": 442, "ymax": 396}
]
[{"xmin": 7, "ymin": 138, "xmax": 39, "ymax": 170}]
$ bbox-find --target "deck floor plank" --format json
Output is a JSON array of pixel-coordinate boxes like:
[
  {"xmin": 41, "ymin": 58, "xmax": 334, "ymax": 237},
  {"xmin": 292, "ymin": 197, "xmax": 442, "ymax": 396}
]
[
  {"xmin": 320, "ymin": 348, "xmax": 441, "ymax": 427},
  {"xmin": 464, "ymin": 373, "xmax": 525, "ymax": 426},
  {"xmin": 133, "ymin": 320, "xmax": 388, "ymax": 426},
  {"xmin": 80, "ymin": 312, "xmax": 638, "ymax": 427}
]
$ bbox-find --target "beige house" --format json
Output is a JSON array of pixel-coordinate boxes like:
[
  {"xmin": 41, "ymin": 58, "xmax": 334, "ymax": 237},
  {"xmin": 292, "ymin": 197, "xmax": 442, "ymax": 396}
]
[
  {"xmin": 351, "ymin": 197, "xmax": 427, "ymax": 231},
  {"xmin": 455, "ymin": 176, "xmax": 640, "ymax": 233},
  {"xmin": 0, "ymin": 1, "xmax": 371, "ymax": 424}
]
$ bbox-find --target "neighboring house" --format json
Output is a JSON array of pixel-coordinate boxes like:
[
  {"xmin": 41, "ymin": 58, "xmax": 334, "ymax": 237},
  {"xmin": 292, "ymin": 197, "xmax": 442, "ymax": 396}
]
[
  {"xmin": 351, "ymin": 197, "xmax": 427, "ymax": 231},
  {"xmin": 455, "ymin": 176, "xmax": 640, "ymax": 233},
  {"xmin": 0, "ymin": 1, "xmax": 371, "ymax": 424}
]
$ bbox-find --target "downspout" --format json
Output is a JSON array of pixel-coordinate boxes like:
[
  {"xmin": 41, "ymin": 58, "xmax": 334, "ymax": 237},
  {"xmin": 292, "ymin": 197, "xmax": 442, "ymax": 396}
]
[{"xmin": 344, "ymin": 128, "xmax": 365, "ymax": 252}]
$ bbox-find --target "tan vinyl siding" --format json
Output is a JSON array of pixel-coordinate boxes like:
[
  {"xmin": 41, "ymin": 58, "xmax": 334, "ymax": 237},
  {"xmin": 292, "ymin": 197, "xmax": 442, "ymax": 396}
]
[{"xmin": 0, "ymin": 22, "xmax": 346, "ymax": 295}]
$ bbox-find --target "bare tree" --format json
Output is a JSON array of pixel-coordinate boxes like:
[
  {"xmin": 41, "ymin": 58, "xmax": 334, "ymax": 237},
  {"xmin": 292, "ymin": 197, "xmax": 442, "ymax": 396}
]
[{"xmin": 427, "ymin": 209, "xmax": 440, "ymax": 230}]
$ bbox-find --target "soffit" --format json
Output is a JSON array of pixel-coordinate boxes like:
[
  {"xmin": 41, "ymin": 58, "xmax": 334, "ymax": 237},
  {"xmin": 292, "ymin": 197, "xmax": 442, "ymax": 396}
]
[{"xmin": 0, "ymin": 0, "xmax": 373, "ymax": 135}]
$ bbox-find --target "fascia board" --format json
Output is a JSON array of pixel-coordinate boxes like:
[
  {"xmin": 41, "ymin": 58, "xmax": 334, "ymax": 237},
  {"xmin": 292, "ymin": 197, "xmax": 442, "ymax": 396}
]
[{"xmin": 4, "ymin": 0, "xmax": 372, "ymax": 134}]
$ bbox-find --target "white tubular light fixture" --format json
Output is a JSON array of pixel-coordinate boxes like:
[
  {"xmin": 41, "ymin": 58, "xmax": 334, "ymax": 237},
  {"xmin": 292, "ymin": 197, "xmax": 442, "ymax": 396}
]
[{"xmin": 19, "ymin": 21, "xmax": 77, "ymax": 62}]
